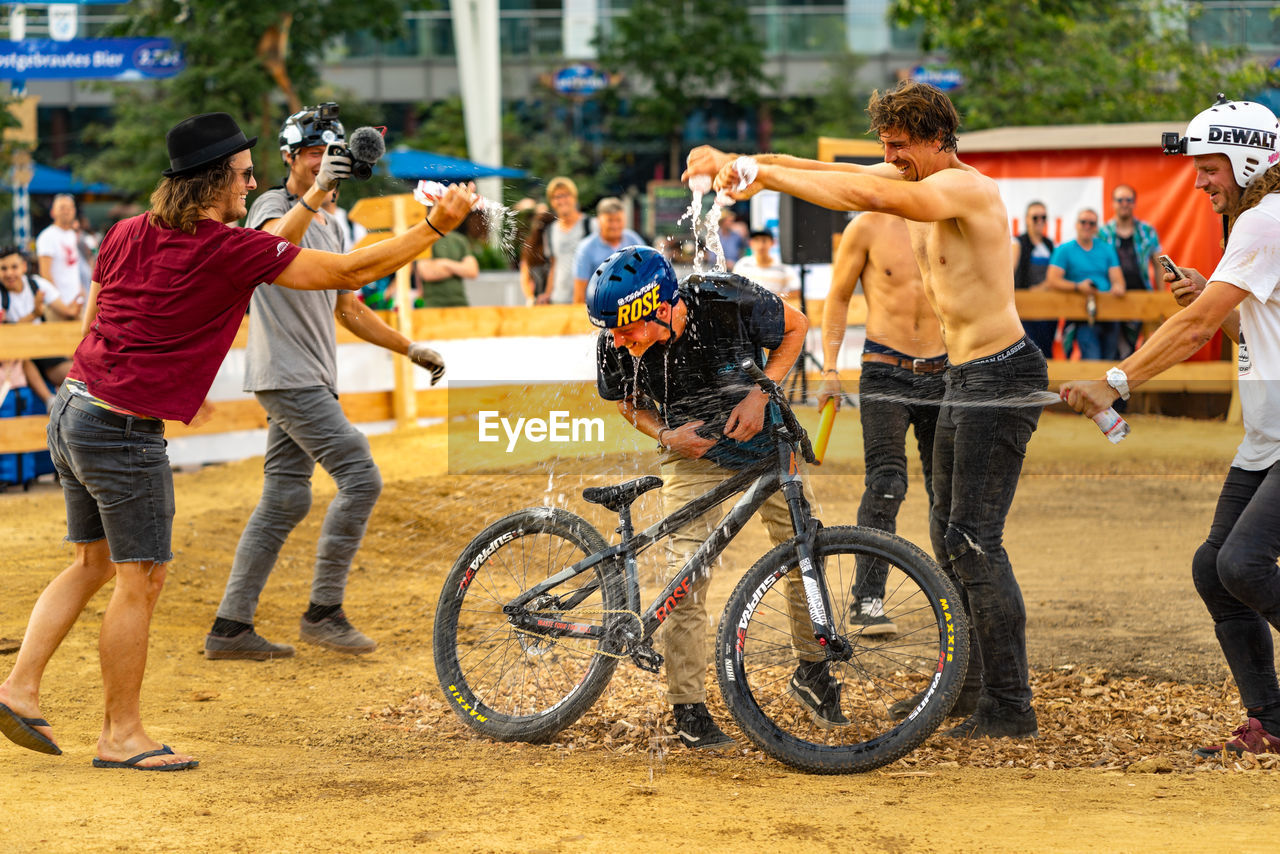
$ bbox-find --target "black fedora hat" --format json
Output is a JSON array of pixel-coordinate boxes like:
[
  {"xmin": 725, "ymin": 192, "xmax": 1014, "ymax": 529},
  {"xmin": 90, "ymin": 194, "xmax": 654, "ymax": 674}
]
[{"xmin": 163, "ymin": 112, "xmax": 258, "ymax": 177}]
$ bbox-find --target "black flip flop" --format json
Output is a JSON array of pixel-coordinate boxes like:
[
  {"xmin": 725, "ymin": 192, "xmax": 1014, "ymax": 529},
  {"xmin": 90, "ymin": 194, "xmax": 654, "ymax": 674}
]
[
  {"xmin": 0, "ymin": 701, "xmax": 62, "ymax": 755},
  {"xmin": 92, "ymin": 745, "xmax": 198, "ymax": 771}
]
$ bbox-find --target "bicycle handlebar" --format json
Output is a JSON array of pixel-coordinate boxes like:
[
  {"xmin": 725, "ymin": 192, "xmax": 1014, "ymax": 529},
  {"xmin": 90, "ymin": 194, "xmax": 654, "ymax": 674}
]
[{"xmin": 740, "ymin": 359, "xmax": 816, "ymax": 465}]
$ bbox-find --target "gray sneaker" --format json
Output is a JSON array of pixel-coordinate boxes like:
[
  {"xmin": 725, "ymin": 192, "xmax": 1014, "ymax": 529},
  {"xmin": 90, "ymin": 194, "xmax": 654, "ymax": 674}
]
[
  {"xmin": 204, "ymin": 630, "xmax": 295, "ymax": 661},
  {"xmin": 849, "ymin": 597, "xmax": 897, "ymax": 636},
  {"xmin": 299, "ymin": 611, "xmax": 377, "ymax": 654}
]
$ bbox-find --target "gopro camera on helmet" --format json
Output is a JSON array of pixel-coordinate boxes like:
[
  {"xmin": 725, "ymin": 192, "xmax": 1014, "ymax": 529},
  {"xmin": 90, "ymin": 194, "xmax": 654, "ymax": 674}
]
[
  {"xmin": 1161, "ymin": 132, "xmax": 1186, "ymax": 156},
  {"xmin": 279, "ymin": 102, "xmax": 385, "ymax": 182}
]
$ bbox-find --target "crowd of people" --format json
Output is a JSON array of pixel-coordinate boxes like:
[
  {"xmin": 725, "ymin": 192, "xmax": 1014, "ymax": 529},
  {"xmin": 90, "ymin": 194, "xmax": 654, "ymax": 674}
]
[{"xmin": 2, "ymin": 84, "xmax": 1278, "ymax": 771}]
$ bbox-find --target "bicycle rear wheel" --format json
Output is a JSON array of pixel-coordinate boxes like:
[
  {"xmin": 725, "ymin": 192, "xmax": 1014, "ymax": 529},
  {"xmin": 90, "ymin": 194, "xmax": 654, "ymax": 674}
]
[
  {"xmin": 717, "ymin": 525, "xmax": 969, "ymax": 773},
  {"xmin": 434, "ymin": 507, "xmax": 625, "ymax": 743}
]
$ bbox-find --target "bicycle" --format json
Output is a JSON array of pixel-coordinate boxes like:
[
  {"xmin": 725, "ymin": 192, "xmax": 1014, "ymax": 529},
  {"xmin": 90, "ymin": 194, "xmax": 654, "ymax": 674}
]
[{"xmin": 433, "ymin": 360, "xmax": 970, "ymax": 773}]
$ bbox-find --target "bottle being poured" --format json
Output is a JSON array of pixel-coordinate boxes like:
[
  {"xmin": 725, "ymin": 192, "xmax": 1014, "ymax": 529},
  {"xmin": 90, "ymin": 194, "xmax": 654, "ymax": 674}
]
[{"xmin": 413, "ymin": 180, "xmax": 521, "ymax": 262}]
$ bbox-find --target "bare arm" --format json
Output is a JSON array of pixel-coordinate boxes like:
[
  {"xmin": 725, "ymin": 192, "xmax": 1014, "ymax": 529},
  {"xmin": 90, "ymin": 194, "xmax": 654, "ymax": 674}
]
[
  {"xmin": 259, "ymin": 184, "xmax": 332, "ymax": 246},
  {"xmin": 272, "ymin": 185, "xmax": 471, "ymax": 292},
  {"xmin": 573, "ymin": 277, "xmax": 588, "ymax": 304},
  {"xmin": 1107, "ymin": 265, "xmax": 1126, "ymax": 296},
  {"xmin": 1010, "ymin": 238, "xmax": 1021, "ymax": 273},
  {"xmin": 1168, "ymin": 267, "xmax": 1240, "ymax": 342},
  {"xmin": 1044, "ymin": 264, "xmax": 1095, "ymax": 295},
  {"xmin": 82, "ymin": 281, "xmax": 101, "ymax": 334},
  {"xmin": 22, "ymin": 359, "xmax": 53, "ymax": 405},
  {"xmin": 724, "ymin": 300, "xmax": 808, "ymax": 441},
  {"xmin": 1061, "ymin": 281, "xmax": 1248, "ymax": 416},
  {"xmin": 683, "ymin": 145, "xmax": 895, "ymax": 182},
  {"xmin": 733, "ymin": 162, "xmax": 981, "ymax": 224},
  {"xmin": 333, "ymin": 291, "xmax": 410, "ymax": 355},
  {"xmin": 38, "ymin": 255, "xmax": 53, "ymax": 284},
  {"xmin": 819, "ymin": 219, "xmax": 869, "ymax": 410}
]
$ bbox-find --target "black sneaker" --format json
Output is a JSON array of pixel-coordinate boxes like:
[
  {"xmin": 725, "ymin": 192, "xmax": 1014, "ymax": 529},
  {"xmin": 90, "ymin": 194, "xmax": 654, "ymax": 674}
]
[
  {"xmin": 889, "ymin": 685, "xmax": 980, "ymax": 721},
  {"xmin": 672, "ymin": 703, "xmax": 734, "ymax": 749},
  {"xmin": 848, "ymin": 597, "xmax": 897, "ymax": 636},
  {"xmin": 790, "ymin": 661, "xmax": 851, "ymax": 728},
  {"xmin": 299, "ymin": 611, "xmax": 377, "ymax": 654},
  {"xmin": 942, "ymin": 695, "xmax": 1038, "ymax": 739},
  {"xmin": 204, "ymin": 629, "xmax": 295, "ymax": 661}
]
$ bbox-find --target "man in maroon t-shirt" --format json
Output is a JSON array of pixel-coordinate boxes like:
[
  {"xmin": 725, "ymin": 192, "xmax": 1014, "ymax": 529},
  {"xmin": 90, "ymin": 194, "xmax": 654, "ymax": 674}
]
[{"xmin": 0, "ymin": 113, "xmax": 472, "ymax": 770}]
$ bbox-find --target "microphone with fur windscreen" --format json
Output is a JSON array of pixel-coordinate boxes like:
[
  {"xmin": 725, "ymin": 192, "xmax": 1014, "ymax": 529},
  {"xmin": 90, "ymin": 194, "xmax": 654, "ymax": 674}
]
[{"xmin": 344, "ymin": 126, "xmax": 385, "ymax": 181}]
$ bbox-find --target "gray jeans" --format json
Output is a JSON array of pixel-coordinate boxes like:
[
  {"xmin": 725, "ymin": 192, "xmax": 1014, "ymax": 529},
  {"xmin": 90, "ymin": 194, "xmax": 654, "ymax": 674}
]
[{"xmin": 216, "ymin": 387, "xmax": 382, "ymax": 623}]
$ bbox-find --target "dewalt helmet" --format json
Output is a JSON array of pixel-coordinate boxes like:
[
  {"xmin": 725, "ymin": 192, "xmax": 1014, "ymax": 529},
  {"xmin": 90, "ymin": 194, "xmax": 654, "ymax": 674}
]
[
  {"xmin": 586, "ymin": 246, "xmax": 680, "ymax": 329},
  {"xmin": 1164, "ymin": 95, "xmax": 1280, "ymax": 188}
]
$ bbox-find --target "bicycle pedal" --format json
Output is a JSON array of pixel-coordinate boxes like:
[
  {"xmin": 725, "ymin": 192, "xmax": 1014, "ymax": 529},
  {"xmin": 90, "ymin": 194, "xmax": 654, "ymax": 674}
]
[{"xmin": 631, "ymin": 645, "xmax": 664, "ymax": 673}]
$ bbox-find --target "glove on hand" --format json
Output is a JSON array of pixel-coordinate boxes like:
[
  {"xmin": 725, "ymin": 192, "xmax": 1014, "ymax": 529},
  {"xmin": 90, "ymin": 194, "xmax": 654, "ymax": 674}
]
[
  {"xmin": 315, "ymin": 148, "xmax": 353, "ymax": 192},
  {"xmin": 408, "ymin": 342, "xmax": 446, "ymax": 385}
]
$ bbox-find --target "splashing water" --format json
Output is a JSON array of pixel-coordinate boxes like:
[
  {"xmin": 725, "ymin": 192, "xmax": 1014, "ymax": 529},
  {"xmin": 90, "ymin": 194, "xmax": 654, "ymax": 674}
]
[{"xmin": 413, "ymin": 179, "xmax": 521, "ymax": 263}]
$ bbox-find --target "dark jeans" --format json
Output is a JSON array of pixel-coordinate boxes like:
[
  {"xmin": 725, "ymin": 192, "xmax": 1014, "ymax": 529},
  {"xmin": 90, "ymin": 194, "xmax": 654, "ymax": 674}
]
[
  {"xmin": 1021, "ymin": 320, "xmax": 1056, "ymax": 360},
  {"xmin": 853, "ymin": 360, "xmax": 944, "ymax": 600},
  {"xmin": 929, "ymin": 338, "xmax": 1047, "ymax": 711},
  {"xmin": 1191, "ymin": 463, "xmax": 1280, "ymax": 714},
  {"xmin": 1065, "ymin": 321, "xmax": 1121, "ymax": 361}
]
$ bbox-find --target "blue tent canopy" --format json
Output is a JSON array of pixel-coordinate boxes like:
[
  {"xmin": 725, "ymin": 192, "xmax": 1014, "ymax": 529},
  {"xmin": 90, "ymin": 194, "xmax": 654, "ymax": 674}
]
[
  {"xmin": 381, "ymin": 149, "xmax": 527, "ymax": 182},
  {"xmin": 3, "ymin": 163, "xmax": 114, "ymax": 195}
]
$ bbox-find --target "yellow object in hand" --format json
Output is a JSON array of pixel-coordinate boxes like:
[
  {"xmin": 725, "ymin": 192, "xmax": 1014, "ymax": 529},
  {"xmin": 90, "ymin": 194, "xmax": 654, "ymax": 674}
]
[{"xmin": 814, "ymin": 398, "xmax": 836, "ymax": 465}]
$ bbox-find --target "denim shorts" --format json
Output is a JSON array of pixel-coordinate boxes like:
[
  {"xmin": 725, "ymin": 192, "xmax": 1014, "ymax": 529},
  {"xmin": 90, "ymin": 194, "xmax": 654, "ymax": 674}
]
[{"xmin": 46, "ymin": 386, "xmax": 175, "ymax": 564}]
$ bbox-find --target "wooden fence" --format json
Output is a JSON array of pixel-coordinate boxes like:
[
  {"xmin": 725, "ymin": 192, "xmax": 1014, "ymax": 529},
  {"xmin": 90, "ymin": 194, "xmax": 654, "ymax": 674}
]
[{"xmin": 0, "ymin": 292, "xmax": 1235, "ymax": 455}]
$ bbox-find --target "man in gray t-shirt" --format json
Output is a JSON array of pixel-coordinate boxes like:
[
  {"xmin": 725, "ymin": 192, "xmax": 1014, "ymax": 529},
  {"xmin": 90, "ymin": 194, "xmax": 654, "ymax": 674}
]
[{"xmin": 205, "ymin": 103, "xmax": 448, "ymax": 662}]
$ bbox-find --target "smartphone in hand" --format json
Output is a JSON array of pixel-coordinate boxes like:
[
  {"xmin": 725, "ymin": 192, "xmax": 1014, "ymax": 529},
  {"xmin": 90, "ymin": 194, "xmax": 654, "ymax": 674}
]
[{"xmin": 1156, "ymin": 254, "xmax": 1182, "ymax": 282}]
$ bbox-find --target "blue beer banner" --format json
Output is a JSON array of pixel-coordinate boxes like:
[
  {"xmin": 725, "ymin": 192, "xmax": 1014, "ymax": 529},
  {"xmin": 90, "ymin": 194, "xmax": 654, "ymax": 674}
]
[{"xmin": 0, "ymin": 38, "xmax": 184, "ymax": 80}]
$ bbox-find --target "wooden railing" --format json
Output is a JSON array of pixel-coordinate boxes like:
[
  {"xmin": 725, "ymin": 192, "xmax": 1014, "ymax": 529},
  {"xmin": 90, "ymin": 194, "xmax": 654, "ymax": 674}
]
[{"xmin": 0, "ymin": 293, "xmax": 1234, "ymax": 455}]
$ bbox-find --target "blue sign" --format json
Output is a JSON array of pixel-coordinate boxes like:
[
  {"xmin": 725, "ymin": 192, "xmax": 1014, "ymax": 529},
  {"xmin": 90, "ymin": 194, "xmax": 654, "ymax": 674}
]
[
  {"xmin": 0, "ymin": 38, "xmax": 184, "ymax": 81},
  {"xmin": 911, "ymin": 65, "xmax": 963, "ymax": 91},
  {"xmin": 551, "ymin": 64, "xmax": 610, "ymax": 98}
]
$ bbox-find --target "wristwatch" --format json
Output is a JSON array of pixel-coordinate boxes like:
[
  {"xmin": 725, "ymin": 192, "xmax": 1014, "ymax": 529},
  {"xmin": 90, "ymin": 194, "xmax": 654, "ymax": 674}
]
[{"xmin": 1105, "ymin": 367, "xmax": 1130, "ymax": 401}]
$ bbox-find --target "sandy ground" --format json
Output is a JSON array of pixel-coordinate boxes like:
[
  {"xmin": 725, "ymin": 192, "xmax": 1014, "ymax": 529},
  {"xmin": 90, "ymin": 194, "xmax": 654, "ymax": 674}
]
[{"xmin": 3, "ymin": 408, "xmax": 1280, "ymax": 853}]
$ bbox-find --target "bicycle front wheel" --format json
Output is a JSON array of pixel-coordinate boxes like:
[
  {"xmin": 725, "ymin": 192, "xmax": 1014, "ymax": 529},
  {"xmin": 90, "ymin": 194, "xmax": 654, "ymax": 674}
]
[
  {"xmin": 434, "ymin": 507, "xmax": 625, "ymax": 743},
  {"xmin": 716, "ymin": 525, "xmax": 969, "ymax": 773}
]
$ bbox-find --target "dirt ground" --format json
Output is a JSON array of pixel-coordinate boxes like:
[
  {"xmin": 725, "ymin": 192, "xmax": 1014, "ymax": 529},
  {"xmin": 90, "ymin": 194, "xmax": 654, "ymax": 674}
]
[{"xmin": 3, "ymin": 409, "xmax": 1280, "ymax": 853}]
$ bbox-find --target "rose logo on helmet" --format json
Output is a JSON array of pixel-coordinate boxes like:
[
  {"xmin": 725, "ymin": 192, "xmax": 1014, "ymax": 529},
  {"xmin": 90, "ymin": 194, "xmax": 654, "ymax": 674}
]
[{"xmin": 614, "ymin": 280, "xmax": 661, "ymax": 326}]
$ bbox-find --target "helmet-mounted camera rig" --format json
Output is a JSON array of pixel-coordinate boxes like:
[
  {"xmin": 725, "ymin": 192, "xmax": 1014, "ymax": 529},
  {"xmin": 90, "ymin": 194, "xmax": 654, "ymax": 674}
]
[{"xmin": 1161, "ymin": 93, "xmax": 1280, "ymax": 188}]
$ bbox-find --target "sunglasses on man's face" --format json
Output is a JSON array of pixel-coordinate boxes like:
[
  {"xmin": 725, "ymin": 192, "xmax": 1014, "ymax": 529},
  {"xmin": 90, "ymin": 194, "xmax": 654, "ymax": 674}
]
[
  {"xmin": 1113, "ymin": 197, "xmax": 1135, "ymax": 203},
  {"xmin": 1078, "ymin": 219, "xmax": 1097, "ymax": 226},
  {"xmin": 1029, "ymin": 214, "xmax": 1047, "ymax": 222}
]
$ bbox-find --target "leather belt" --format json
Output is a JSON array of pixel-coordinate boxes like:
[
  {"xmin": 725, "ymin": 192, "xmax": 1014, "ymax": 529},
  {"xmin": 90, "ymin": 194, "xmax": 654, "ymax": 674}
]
[{"xmin": 861, "ymin": 352, "xmax": 948, "ymax": 375}]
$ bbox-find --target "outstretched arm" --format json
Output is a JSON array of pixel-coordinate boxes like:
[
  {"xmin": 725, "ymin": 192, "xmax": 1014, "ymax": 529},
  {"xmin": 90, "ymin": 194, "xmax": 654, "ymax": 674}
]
[{"xmin": 273, "ymin": 184, "xmax": 472, "ymax": 291}]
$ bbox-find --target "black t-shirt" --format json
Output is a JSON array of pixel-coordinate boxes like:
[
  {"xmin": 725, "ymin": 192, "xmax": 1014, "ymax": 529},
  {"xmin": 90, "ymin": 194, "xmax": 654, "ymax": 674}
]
[
  {"xmin": 1114, "ymin": 234, "xmax": 1146, "ymax": 291},
  {"xmin": 596, "ymin": 273, "xmax": 785, "ymax": 468}
]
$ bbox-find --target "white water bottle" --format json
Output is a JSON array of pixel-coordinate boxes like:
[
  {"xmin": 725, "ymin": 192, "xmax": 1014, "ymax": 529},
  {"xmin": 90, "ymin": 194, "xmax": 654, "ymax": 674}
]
[{"xmin": 1092, "ymin": 408, "xmax": 1130, "ymax": 443}]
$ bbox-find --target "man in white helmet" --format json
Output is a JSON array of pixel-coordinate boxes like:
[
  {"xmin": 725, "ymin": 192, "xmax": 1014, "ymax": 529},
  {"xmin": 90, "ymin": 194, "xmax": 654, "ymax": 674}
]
[
  {"xmin": 205, "ymin": 103, "xmax": 448, "ymax": 661},
  {"xmin": 1063, "ymin": 95, "xmax": 1280, "ymax": 759}
]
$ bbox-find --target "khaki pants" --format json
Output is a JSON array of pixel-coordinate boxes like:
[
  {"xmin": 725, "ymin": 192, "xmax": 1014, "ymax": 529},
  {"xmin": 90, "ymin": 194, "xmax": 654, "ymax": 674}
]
[{"xmin": 659, "ymin": 453, "xmax": 823, "ymax": 705}]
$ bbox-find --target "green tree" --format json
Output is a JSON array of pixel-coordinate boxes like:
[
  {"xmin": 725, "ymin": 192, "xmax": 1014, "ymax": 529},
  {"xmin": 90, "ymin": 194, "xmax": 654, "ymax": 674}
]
[
  {"xmin": 768, "ymin": 50, "xmax": 872, "ymax": 159},
  {"xmin": 594, "ymin": 0, "xmax": 773, "ymax": 178},
  {"xmin": 72, "ymin": 0, "xmax": 425, "ymax": 201},
  {"xmin": 890, "ymin": 0, "xmax": 1280, "ymax": 130}
]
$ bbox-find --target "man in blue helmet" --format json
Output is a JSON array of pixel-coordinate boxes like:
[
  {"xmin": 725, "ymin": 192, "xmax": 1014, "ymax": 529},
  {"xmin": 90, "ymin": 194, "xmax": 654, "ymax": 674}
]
[{"xmin": 588, "ymin": 245, "xmax": 843, "ymax": 748}]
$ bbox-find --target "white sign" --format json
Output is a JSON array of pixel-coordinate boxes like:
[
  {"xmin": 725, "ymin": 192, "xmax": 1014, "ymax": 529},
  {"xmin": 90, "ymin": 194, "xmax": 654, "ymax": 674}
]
[
  {"xmin": 997, "ymin": 176, "xmax": 1104, "ymax": 245},
  {"xmin": 48, "ymin": 5, "xmax": 77, "ymax": 42}
]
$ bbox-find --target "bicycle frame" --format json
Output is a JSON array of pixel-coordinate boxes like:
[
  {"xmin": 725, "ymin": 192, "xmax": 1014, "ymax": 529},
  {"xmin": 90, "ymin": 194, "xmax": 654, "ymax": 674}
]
[{"xmin": 504, "ymin": 395, "xmax": 848, "ymax": 661}]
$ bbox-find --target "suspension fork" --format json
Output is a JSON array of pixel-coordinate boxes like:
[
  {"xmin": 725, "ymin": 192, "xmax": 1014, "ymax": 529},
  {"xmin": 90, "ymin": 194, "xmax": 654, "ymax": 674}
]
[{"xmin": 781, "ymin": 478, "xmax": 849, "ymax": 661}]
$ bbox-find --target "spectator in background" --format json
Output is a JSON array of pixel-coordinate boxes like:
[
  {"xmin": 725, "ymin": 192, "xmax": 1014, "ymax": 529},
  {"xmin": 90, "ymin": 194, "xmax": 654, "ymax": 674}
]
[
  {"xmin": 1045, "ymin": 208, "xmax": 1125, "ymax": 360},
  {"xmin": 0, "ymin": 246, "xmax": 74, "ymax": 388},
  {"xmin": 1099, "ymin": 184, "xmax": 1163, "ymax": 358},
  {"xmin": 573, "ymin": 197, "xmax": 646, "ymax": 303},
  {"xmin": 414, "ymin": 210, "xmax": 479, "ymax": 308},
  {"xmin": 713, "ymin": 208, "xmax": 747, "ymax": 270},
  {"xmin": 520, "ymin": 208, "xmax": 556, "ymax": 306},
  {"xmin": 36, "ymin": 195, "xmax": 90, "ymax": 317},
  {"xmin": 544, "ymin": 177, "xmax": 592, "ymax": 305},
  {"xmin": 732, "ymin": 229, "xmax": 798, "ymax": 297},
  {"xmin": 1010, "ymin": 201, "xmax": 1057, "ymax": 358}
]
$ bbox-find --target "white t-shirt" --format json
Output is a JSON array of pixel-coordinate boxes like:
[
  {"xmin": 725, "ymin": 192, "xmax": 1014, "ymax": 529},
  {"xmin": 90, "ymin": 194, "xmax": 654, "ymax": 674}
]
[
  {"xmin": 1207, "ymin": 193, "xmax": 1280, "ymax": 470},
  {"xmin": 35, "ymin": 223, "xmax": 89, "ymax": 304},
  {"xmin": 733, "ymin": 254, "xmax": 799, "ymax": 296},
  {"xmin": 1, "ymin": 274, "xmax": 60, "ymax": 323}
]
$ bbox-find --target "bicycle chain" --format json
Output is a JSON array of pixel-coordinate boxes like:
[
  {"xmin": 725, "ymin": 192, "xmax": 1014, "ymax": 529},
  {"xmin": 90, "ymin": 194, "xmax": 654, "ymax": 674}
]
[{"xmin": 511, "ymin": 607, "xmax": 644, "ymax": 661}]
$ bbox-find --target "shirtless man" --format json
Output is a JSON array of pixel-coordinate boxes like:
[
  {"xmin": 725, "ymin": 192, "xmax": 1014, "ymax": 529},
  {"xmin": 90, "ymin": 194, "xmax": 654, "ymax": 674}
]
[
  {"xmin": 686, "ymin": 80, "xmax": 1046, "ymax": 739},
  {"xmin": 818, "ymin": 213, "xmax": 949, "ymax": 648}
]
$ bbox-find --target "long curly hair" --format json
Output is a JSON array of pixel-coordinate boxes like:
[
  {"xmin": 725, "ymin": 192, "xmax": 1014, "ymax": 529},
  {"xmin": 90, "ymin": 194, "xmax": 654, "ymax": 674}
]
[
  {"xmin": 147, "ymin": 158, "xmax": 238, "ymax": 234},
  {"xmin": 1229, "ymin": 162, "xmax": 1280, "ymax": 234}
]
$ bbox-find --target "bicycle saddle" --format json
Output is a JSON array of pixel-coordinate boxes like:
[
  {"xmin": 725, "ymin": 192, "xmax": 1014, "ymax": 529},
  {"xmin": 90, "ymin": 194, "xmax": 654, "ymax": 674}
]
[{"xmin": 582, "ymin": 476, "xmax": 663, "ymax": 513}]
